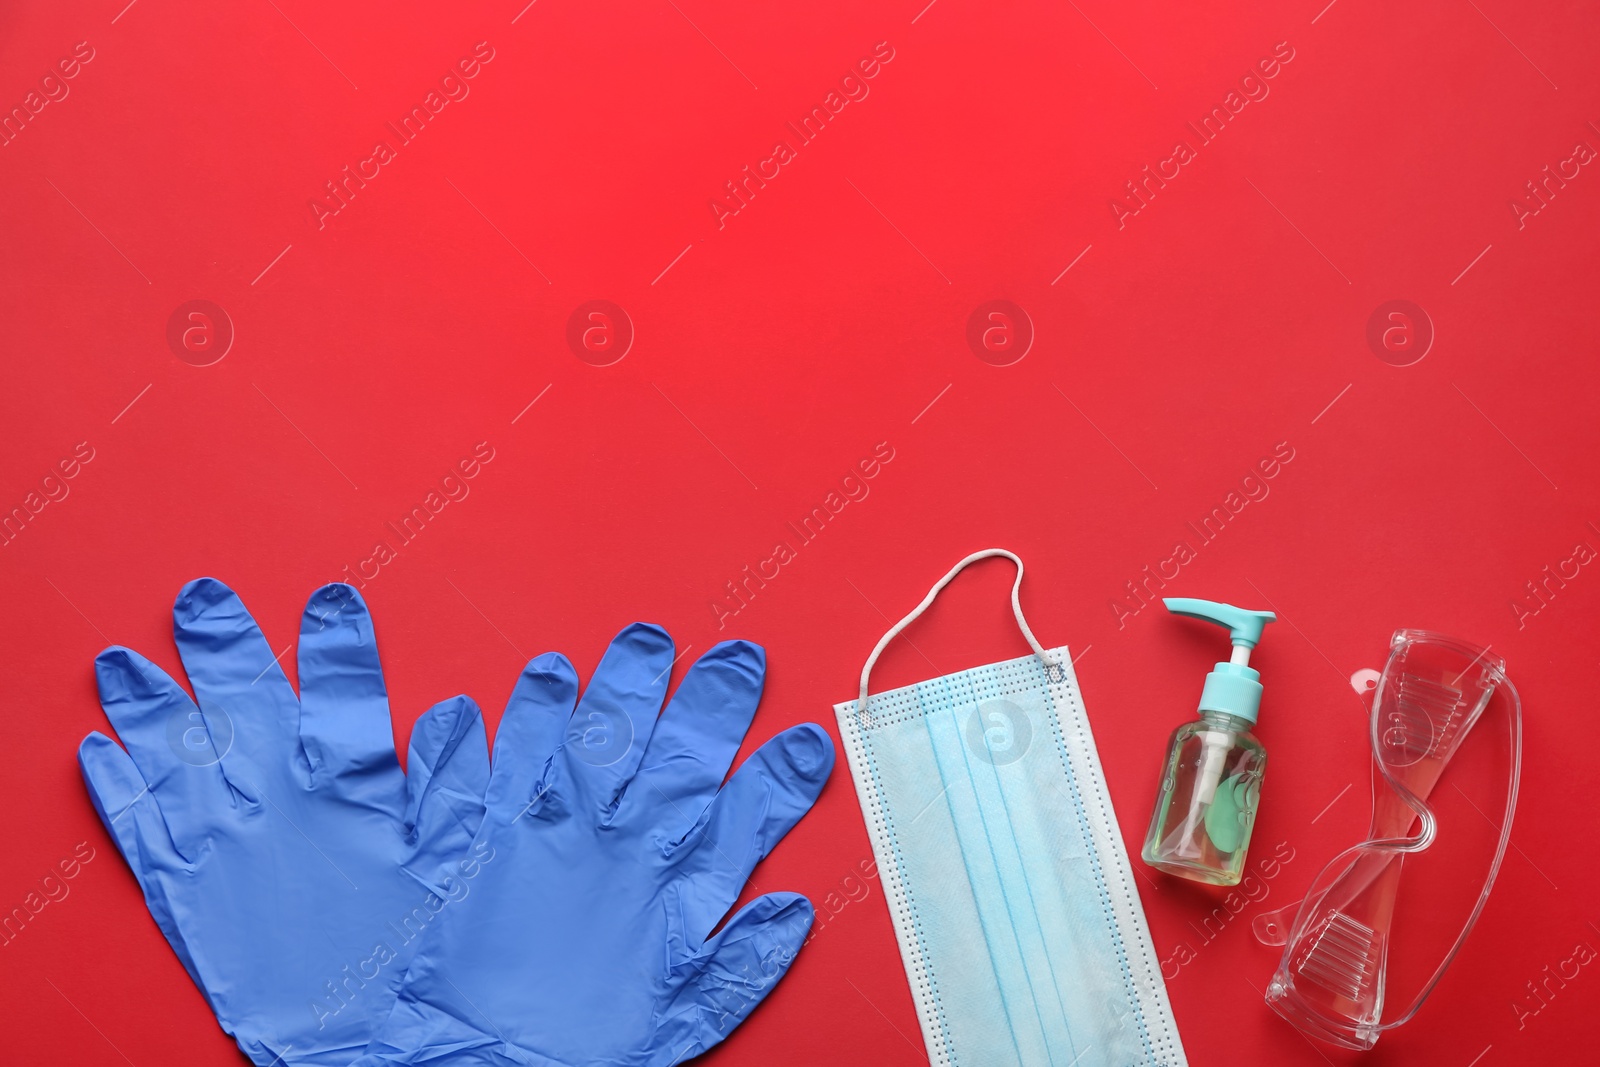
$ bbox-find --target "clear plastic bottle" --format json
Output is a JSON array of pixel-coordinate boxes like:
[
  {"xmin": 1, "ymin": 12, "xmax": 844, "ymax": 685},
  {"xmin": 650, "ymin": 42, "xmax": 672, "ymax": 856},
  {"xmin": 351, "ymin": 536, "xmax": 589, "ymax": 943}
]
[
  {"xmin": 1140, "ymin": 598, "xmax": 1276, "ymax": 887},
  {"xmin": 1143, "ymin": 710, "xmax": 1266, "ymax": 886}
]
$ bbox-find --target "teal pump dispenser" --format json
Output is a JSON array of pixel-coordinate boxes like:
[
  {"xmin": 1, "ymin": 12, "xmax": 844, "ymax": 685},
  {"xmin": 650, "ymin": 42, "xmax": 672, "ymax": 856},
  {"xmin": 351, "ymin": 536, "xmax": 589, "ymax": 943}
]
[{"xmin": 1142, "ymin": 598, "xmax": 1277, "ymax": 885}]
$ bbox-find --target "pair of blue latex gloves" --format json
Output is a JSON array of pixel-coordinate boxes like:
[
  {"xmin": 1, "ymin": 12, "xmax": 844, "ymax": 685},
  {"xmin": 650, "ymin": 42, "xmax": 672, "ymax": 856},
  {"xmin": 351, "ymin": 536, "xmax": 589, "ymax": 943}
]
[{"xmin": 79, "ymin": 579, "xmax": 834, "ymax": 1066}]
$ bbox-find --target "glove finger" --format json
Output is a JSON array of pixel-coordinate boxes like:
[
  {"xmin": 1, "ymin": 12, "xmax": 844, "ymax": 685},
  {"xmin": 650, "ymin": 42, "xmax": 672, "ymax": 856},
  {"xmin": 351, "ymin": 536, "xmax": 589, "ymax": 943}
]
[
  {"xmin": 79, "ymin": 732, "xmax": 161, "ymax": 873},
  {"xmin": 674, "ymin": 724, "xmax": 834, "ymax": 943},
  {"xmin": 172, "ymin": 578, "xmax": 300, "ymax": 763},
  {"xmin": 78, "ymin": 731, "xmax": 209, "ymax": 987},
  {"xmin": 297, "ymin": 583, "xmax": 402, "ymax": 801},
  {"xmin": 405, "ymin": 695, "xmax": 489, "ymax": 876},
  {"xmin": 660, "ymin": 892, "xmax": 815, "ymax": 1065},
  {"xmin": 559, "ymin": 623, "xmax": 673, "ymax": 813},
  {"xmin": 485, "ymin": 652, "xmax": 578, "ymax": 821},
  {"xmin": 95, "ymin": 646, "xmax": 233, "ymax": 856},
  {"xmin": 616, "ymin": 641, "xmax": 764, "ymax": 830}
]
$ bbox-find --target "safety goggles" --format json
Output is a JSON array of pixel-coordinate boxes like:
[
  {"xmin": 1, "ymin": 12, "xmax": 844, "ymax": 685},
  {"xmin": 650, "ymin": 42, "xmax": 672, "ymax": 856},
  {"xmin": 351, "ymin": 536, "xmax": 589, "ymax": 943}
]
[{"xmin": 1252, "ymin": 630, "xmax": 1523, "ymax": 1049}]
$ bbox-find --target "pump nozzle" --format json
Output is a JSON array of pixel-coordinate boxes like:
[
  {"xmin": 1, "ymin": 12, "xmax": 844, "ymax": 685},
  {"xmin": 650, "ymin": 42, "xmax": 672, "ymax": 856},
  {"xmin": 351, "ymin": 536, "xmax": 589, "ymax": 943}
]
[
  {"xmin": 1164, "ymin": 598, "xmax": 1275, "ymax": 651},
  {"xmin": 1164, "ymin": 598, "xmax": 1277, "ymax": 724}
]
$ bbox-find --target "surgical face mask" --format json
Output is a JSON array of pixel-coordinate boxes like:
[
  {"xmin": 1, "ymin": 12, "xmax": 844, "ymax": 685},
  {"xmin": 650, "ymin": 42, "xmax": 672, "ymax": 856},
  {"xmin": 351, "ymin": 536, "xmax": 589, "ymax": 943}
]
[{"xmin": 835, "ymin": 550, "xmax": 1186, "ymax": 1067}]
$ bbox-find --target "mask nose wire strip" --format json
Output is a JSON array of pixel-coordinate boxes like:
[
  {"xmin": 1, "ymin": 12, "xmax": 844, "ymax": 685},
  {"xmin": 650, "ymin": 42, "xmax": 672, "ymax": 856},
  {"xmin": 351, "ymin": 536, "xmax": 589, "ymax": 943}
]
[{"xmin": 858, "ymin": 549, "xmax": 1059, "ymax": 712}]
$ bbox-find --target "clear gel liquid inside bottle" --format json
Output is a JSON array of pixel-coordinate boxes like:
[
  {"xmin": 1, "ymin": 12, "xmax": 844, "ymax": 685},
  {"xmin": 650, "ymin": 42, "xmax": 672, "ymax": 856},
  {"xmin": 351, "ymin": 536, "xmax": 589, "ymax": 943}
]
[{"xmin": 1143, "ymin": 710, "xmax": 1266, "ymax": 886}]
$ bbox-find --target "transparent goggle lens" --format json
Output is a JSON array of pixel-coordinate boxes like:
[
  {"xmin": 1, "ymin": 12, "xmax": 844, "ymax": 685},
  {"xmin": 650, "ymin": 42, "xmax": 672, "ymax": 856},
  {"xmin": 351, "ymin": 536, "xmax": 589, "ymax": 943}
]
[{"xmin": 1253, "ymin": 631, "xmax": 1522, "ymax": 1049}]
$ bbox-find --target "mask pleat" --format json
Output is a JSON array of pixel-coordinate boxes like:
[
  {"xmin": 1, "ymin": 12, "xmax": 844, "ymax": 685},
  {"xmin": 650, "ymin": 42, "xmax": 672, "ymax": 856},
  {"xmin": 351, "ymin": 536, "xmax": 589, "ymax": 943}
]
[{"xmin": 841, "ymin": 652, "xmax": 1187, "ymax": 1067}]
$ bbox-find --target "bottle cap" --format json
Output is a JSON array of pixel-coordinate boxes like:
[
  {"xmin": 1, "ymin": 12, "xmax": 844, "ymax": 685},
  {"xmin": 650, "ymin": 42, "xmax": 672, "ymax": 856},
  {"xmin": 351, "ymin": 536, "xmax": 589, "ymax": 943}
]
[{"xmin": 1164, "ymin": 598, "xmax": 1277, "ymax": 725}]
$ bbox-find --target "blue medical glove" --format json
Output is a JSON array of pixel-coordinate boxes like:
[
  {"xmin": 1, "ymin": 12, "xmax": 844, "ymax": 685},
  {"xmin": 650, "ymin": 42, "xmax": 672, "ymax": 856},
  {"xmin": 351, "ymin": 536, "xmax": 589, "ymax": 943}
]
[
  {"xmin": 78, "ymin": 579, "xmax": 490, "ymax": 1067},
  {"xmin": 353, "ymin": 625, "xmax": 835, "ymax": 1067}
]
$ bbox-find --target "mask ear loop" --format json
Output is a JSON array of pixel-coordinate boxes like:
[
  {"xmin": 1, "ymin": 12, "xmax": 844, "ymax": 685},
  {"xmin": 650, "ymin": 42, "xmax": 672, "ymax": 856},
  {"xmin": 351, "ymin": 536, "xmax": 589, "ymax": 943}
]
[{"xmin": 857, "ymin": 548, "xmax": 1061, "ymax": 712}]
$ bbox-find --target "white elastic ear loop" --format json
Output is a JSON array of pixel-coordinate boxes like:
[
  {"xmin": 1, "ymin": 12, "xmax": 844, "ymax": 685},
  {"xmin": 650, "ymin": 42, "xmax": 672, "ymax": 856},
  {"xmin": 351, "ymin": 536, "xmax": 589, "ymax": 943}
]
[{"xmin": 857, "ymin": 549, "xmax": 1059, "ymax": 711}]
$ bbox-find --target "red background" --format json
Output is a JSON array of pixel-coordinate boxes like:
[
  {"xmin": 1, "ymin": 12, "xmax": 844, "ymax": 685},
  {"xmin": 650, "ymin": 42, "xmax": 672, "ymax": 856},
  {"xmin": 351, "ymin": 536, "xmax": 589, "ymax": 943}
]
[{"xmin": 2, "ymin": 0, "xmax": 1595, "ymax": 1064}]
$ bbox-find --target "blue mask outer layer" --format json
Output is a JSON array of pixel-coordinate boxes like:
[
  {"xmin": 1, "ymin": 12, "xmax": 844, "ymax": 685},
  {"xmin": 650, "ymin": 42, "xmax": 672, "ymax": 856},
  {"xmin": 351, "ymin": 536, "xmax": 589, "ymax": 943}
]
[
  {"xmin": 77, "ymin": 578, "xmax": 492, "ymax": 1066},
  {"xmin": 836, "ymin": 649, "xmax": 1187, "ymax": 1067},
  {"xmin": 350, "ymin": 624, "xmax": 836, "ymax": 1067}
]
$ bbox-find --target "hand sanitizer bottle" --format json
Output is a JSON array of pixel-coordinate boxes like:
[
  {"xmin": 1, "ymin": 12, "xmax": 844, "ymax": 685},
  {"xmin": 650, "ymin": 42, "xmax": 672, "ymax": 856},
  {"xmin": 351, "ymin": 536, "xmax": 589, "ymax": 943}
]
[{"xmin": 1142, "ymin": 598, "xmax": 1277, "ymax": 886}]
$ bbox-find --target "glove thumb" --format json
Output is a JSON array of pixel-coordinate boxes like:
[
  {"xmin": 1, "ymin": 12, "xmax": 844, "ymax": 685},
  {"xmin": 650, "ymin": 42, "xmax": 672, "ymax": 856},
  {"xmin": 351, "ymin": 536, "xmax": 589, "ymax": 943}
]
[{"xmin": 657, "ymin": 891, "xmax": 814, "ymax": 1065}]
